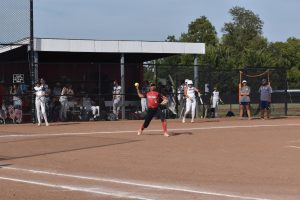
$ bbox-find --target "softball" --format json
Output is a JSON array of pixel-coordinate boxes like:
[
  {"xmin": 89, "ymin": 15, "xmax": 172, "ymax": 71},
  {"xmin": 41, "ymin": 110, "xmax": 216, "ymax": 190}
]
[{"xmin": 134, "ymin": 82, "xmax": 139, "ymax": 87}]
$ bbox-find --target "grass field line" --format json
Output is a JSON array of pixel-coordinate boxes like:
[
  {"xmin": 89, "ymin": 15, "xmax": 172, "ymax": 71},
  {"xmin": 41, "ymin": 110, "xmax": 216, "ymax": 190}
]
[
  {"xmin": 0, "ymin": 123, "xmax": 299, "ymax": 138},
  {"xmin": 2, "ymin": 166, "xmax": 271, "ymax": 200}
]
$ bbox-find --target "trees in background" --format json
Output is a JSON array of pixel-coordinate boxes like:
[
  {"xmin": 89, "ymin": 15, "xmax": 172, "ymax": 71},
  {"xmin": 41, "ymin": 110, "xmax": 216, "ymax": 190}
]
[{"xmin": 154, "ymin": 6, "xmax": 299, "ymax": 88}]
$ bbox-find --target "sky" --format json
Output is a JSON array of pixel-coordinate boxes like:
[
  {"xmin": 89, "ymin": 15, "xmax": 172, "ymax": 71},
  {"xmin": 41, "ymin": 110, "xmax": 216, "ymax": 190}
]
[{"xmin": 11, "ymin": 0, "xmax": 300, "ymax": 42}]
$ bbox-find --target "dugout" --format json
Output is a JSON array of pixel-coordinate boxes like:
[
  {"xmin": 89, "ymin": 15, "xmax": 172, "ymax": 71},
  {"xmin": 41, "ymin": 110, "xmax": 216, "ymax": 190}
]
[{"xmin": 0, "ymin": 38, "xmax": 205, "ymax": 122}]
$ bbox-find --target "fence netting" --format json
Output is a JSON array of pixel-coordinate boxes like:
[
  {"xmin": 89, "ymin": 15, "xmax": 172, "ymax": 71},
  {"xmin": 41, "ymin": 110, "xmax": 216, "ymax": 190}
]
[
  {"xmin": 0, "ymin": 62, "xmax": 299, "ymax": 124},
  {"xmin": 0, "ymin": 0, "xmax": 30, "ymax": 46}
]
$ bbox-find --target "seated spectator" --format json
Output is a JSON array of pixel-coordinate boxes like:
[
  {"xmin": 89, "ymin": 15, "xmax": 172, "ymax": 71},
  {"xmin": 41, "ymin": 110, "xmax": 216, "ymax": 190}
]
[
  {"xmin": 10, "ymin": 84, "xmax": 22, "ymax": 108},
  {"xmin": 10, "ymin": 84, "xmax": 22, "ymax": 123},
  {"xmin": 53, "ymin": 82, "xmax": 62, "ymax": 97}
]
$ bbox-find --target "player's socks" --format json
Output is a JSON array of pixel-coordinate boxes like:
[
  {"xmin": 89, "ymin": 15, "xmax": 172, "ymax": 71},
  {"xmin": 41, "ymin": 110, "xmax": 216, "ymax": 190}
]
[
  {"xmin": 138, "ymin": 124, "xmax": 144, "ymax": 135},
  {"xmin": 162, "ymin": 121, "xmax": 169, "ymax": 136}
]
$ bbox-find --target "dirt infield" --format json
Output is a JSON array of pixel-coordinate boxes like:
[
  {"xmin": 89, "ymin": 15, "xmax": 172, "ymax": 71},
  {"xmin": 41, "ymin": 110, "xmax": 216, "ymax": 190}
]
[{"xmin": 0, "ymin": 116, "xmax": 300, "ymax": 200}]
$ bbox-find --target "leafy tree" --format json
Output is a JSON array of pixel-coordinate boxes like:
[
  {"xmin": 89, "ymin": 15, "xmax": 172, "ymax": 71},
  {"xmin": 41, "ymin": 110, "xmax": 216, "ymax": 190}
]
[
  {"xmin": 181, "ymin": 16, "xmax": 218, "ymax": 46},
  {"xmin": 221, "ymin": 6, "xmax": 265, "ymax": 69},
  {"xmin": 179, "ymin": 16, "xmax": 218, "ymax": 66},
  {"xmin": 222, "ymin": 6, "xmax": 263, "ymax": 50},
  {"xmin": 266, "ymin": 38, "xmax": 300, "ymax": 88}
]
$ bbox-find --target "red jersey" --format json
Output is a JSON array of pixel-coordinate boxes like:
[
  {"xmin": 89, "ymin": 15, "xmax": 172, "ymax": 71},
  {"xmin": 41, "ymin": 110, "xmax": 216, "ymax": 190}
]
[{"xmin": 146, "ymin": 91, "xmax": 161, "ymax": 108}]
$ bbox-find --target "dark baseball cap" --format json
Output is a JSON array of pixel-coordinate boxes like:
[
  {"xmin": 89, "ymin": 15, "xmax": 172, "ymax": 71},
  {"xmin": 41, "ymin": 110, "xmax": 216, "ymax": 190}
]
[{"xmin": 150, "ymin": 83, "xmax": 156, "ymax": 86}]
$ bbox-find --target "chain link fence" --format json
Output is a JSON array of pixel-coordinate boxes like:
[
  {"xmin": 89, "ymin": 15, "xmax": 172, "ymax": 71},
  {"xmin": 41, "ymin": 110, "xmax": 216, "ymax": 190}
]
[
  {"xmin": 0, "ymin": 0, "xmax": 30, "ymax": 46},
  {"xmin": 0, "ymin": 61, "xmax": 299, "ymax": 124},
  {"xmin": 152, "ymin": 64, "xmax": 299, "ymax": 118}
]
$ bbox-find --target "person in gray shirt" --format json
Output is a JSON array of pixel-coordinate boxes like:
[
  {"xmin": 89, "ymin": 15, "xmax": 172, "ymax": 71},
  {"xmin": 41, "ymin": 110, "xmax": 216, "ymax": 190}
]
[
  {"xmin": 239, "ymin": 80, "xmax": 251, "ymax": 119},
  {"xmin": 258, "ymin": 79, "xmax": 272, "ymax": 119}
]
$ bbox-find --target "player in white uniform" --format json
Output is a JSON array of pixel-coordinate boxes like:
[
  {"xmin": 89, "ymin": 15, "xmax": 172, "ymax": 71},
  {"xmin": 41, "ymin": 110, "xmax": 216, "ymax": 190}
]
[
  {"xmin": 112, "ymin": 80, "xmax": 122, "ymax": 119},
  {"xmin": 140, "ymin": 81, "xmax": 149, "ymax": 112},
  {"xmin": 211, "ymin": 87, "xmax": 223, "ymax": 118},
  {"xmin": 182, "ymin": 80, "xmax": 200, "ymax": 123},
  {"xmin": 34, "ymin": 81, "xmax": 49, "ymax": 126},
  {"xmin": 179, "ymin": 79, "xmax": 189, "ymax": 119}
]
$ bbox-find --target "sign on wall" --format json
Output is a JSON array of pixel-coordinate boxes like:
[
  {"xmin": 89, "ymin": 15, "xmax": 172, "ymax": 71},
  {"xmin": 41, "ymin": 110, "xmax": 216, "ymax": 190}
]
[{"xmin": 13, "ymin": 74, "xmax": 24, "ymax": 83}]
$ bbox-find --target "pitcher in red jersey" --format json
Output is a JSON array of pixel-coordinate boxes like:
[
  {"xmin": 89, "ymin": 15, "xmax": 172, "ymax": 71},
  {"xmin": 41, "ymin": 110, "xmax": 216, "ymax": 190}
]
[{"xmin": 135, "ymin": 83, "xmax": 169, "ymax": 137}]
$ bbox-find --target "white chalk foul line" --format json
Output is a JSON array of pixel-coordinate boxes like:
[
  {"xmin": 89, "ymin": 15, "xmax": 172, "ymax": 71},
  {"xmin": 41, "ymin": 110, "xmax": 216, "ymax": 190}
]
[
  {"xmin": 2, "ymin": 166, "xmax": 271, "ymax": 200},
  {"xmin": 0, "ymin": 176, "xmax": 154, "ymax": 200},
  {"xmin": 0, "ymin": 123, "xmax": 299, "ymax": 138},
  {"xmin": 286, "ymin": 145, "xmax": 300, "ymax": 149}
]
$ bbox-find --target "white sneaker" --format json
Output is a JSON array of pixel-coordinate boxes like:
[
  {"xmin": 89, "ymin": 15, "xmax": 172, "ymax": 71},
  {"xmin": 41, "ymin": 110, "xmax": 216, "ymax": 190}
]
[
  {"xmin": 38, "ymin": 123, "xmax": 41, "ymax": 126},
  {"xmin": 46, "ymin": 122, "xmax": 49, "ymax": 126},
  {"xmin": 137, "ymin": 129, "xmax": 143, "ymax": 135},
  {"xmin": 182, "ymin": 118, "xmax": 186, "ymax": 123},
  {"xmin": 191, "ymin": 119, "xmax": 194, "ymax": 123}
]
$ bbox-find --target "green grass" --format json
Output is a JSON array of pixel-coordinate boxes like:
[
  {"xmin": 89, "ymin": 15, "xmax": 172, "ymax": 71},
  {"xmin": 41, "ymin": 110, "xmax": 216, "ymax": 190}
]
[{"xmin": 204, "ymin": 103, "xmax": 300, "ymax": 117}]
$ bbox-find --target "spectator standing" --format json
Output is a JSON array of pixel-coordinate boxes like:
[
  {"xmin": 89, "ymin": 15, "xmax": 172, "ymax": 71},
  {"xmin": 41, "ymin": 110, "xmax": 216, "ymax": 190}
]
[
  {"xmin": 239, "ymin": 80, "xmax": 251, "ymax": 119},
  {"xmin": 211, "ymin": 87, "xmax": 223, "ymax": 118},
  {"xmin": 258, "ymin": 79, "xmax": 272, "ymax": 119},
  {"xmin": 34, "ymin": 81, "xmax": 49, "ymax": 126},
  {"xmin": 112, "ymin": 80, "xmax": 121, "ymax": 119},
  {"xmin": 59, "ymin": 84, "xmax": 70, "ymax": 121},
  {"xmin": 40, "ymin": 78, "xmax": 51, "ymax": 118}
]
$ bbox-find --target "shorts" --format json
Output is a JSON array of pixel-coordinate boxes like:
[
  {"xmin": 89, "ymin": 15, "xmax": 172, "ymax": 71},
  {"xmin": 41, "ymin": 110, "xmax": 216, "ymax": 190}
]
[
  {"xmin": 240, "ymin": 102, "xmax": 250, "ymax": 106},
  {"xmin": 260, "ymin": 101, "xmax": 270, "ymax": 110}
]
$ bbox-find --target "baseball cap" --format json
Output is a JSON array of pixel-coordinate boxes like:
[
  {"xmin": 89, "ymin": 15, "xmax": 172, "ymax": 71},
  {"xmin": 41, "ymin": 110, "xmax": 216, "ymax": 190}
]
[
  {"xmin": 242, "ymin": 80, "xmax": 247, "ymax": 83},
  {"xmin": 187, "ymin": 80, "xmax": 193, "ymax": 85},
  {"xmin": 150, "ymin": 83, "xmax": 156, "ymax": 86}
]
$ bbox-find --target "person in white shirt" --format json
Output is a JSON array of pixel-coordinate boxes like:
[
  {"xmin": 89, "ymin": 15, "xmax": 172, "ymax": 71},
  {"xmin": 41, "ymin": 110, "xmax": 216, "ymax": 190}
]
[
  {"xmin": 182, "ymin": 80, "xmax": 200, "ymax": 123},
  {"xmin": 140, "ymin": 81, "xmax": 149, "ymax": 112},
  {"xmin": 34, "ymin": 81, "xmax": 49, "ymax": 126},
  {"xmin": 179, "ymin": 79, "xmax": 189, "ymax": 119},
  {"xmin": 211, "ymin": 87, "xmax": 223, "ymax": 118},
  {"xmin": 112, "ymin": 80, "xmax": 122, "ymax": 119}
]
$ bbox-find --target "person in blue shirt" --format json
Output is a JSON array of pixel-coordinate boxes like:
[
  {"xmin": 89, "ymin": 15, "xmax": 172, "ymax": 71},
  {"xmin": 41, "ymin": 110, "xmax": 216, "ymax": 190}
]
[{"xmin": 258, "ymin": 79, "xmax": 272, "ymax": 119}]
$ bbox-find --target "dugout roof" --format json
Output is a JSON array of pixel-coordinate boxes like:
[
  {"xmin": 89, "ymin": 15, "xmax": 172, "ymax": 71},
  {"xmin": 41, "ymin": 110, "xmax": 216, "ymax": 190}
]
[{"xmin": 0, "ymin": 38, "xmax": 205, "ymax": 63}]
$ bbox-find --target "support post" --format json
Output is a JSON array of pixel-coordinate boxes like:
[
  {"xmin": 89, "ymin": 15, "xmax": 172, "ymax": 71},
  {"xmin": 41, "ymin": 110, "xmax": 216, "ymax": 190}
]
[
  {"xmin": 30, "ymin": 0, "xmax": 36, "ymax": 123},
  {"xmin": 194, "ymin": 55, "xmax": 199, "ymax": 118},
  {"xmin": 194, "ymin": 55, "xmax": 199, "ymax": 88},
  {"xmin": 284, "ymin": 69, "xmax": 288, "ymax": 116},
  {"xmin": 120, "ymin": 53, "xmax": 125, "ymax": 120},
  {"xmin": 98, "ymin": 64, "xmax": 102, "ymax": 106},
  {"xmin": 153, "ymin": 60, "xmax": 157, "ymax": 85}
]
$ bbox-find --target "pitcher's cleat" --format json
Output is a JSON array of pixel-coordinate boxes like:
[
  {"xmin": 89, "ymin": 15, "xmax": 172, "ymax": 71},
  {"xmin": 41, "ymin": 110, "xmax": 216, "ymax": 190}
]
[
  {"xmin": 137, "ymin": 129, "xmax": 143, "ymax": 135},
  {"xmin": 164, "ymin": 132, "xmax": 170, "ymax": 137}
]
